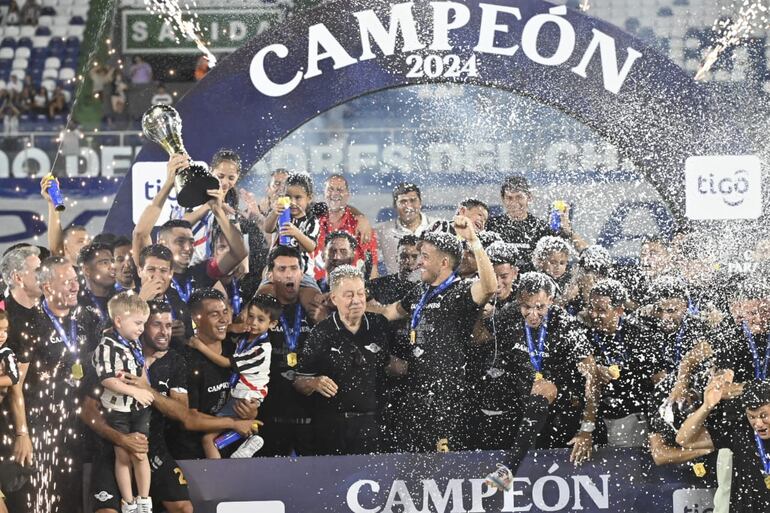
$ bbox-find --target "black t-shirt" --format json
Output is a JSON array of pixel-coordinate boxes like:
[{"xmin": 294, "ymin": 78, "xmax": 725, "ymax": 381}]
[
  {"xmin": 4, "ymin": 293, "xmax": 40, "ymax": 362},
  {"xmin": 585, "ymin": 316, "xmax": 655, "ymax": 420},
  {"xmin": 398, "ymin": 278, "xmax": 482, "ymax": 400},
  {"xmin": 147, "ymin": 349, "xmax": 188, "ymax": 450},
  {"xmin": 260, "ymin": 301, "xmax": 314, "ymax": 421},
  {"xmin": 77, "ymin": 285, "xmax": 116, "ymax": 331},
  {"xmin": 639, "ymin": 314, "xmax": 710, "ymax": 376},
  {"xmin": 712, "ymin": 320, "xmax": 768, "ymax": 385},
  {"xmin": 168, "ymin": 339, "xmax": 234, "ymax": 460},
  {"xmin": 134, "ymin": 277, "xmax": 193, "ymax": 349},
  {"xmin": 368, "ymin": 274, "xmax": 419, "ymax": 306},
  {"xmin": 297, "ymin": 313, "xmax": 391, "ymax": 415},
  {"xmin": 172, "ymin": 260, "xmax": 218, "ymax": 302},
  {"xmin": 486, "ymin": 213, "xmax": 557, "ymax": 262}
]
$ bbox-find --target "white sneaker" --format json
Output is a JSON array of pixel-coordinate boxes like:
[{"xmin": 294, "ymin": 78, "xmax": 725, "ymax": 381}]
[
  {"xmin": 230, "ymin": 435, "xmax": 265, "ymax": 458},
  {"xmin": 135, "ymin": 496, "xmax": 153, "ymax": 513},
  {"xmin": 485, "ymin": 463, "xmax": 514, "ymax": 492},
  {"xmin": 121, "ymin": 500, "xmax": 138, "ymax": 513}
]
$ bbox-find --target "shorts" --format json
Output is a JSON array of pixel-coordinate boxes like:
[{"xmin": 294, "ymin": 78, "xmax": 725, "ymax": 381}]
[
  {"xmin": 260, "ymin": 273, "xmax": 321, "ymax": 292},
  {"xmin": 104, "ymin": 408, "xmax": 151, "ymax": 437},
  {"xmin": 90, "ymin": 439, "xmax": 190, "ymax": 511}
]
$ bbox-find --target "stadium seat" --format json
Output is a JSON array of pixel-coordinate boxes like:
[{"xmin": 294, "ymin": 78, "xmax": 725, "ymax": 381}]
[
  {"xmin": 41, "ymin": 78, "xmax": 56, "ymax": 91},
  {"xmin": 58, "ymin": 67, "xmax": 75, "ymax": 81},
  {"xmin": 0, "ymin": 79, "xmax": 5, "ymax": 90},
  {"xmin": 11, "ymin": 58, "xmax": 28, "ymax": 70},
  {"xmin": 42, "ymin": 68, "xmax": 59, "ymax": 80},
  {"xmin": 17, "ymin": 37, "xmax": 33, "ymax": 48},
  {"xmin": 35, "ymin": 26, "xmax": 52, "ymax": 36},
  {"xmin": 40, "ymin": 6, "xmax": 57, "ymax": 16},
  {"xmin": 33, "ymin": 36, "xmax": 50, "ymax": 48},
  {"xmin": 10, "ymin": 69, "xmax": 25, "ymax": 81},
  {"xmin": 14, "ymin": 46, "xmax": 30, "ymax": 59},
  {"xmin": 20, "ymin": 26, "xmax": 36, "ymax": 38},
  {"xmin": 0, "ymin": 59, "xmax": 11, "ymax": 71},
  {"xmin": 66, "ymin": 25, "xmax": 85, "ymax": 38},
  {"xmin": 3, "ymin": 26, "xmax": 20, "ymax": 38},
  {"xmin": 62, "ymin": 56, "xmax": 77, "ymax": 68},
  {"xmin": 48, "ymin": 37, "xmax": 64, "ymax": 48},
  {"xmin": 53, "ymin": 15, "xmax": 70, "ymax": 26},
  {"xmin": 39, "ymin": 15, "xmax": 54, "ymax": 26},
  {"xmin": 0, "ymin": 37, "xmax": 15, "ymax": 49},
  {"xmin": 44, "ymin": 56, "xmax": 61, "ymax": 69},
  {"xmin": 51, "ymin": 26, "xmax": 68, "ymax": 38},
  {"xmin": 70, "ymin": 15, "xmax": 85, "ymax": 25},
  {"xmin": 65, "ymin": 36, "xmax": 80, "ymax": 47},
  {"xmin": 0, "ymin": 47, "xmax": 16, "ymax": 60},
  {"xmin": 71, "ymin": 6, "xmax": 88, "ymax": 17}
]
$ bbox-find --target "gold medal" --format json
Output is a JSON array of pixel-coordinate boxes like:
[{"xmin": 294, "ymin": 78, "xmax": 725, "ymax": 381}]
[
  {"xmin": 765, "ymin": 475, "xmax": 770, "ymax": 490},
  {"xmin": 535, "ymin": 372, "xmax": 543, "ymax": 381},
  {"xmin": 410, "ymin": 330, "xmax": 416, "ymax": 345},
  {"xmin": 71, "ymin": 362, "xmax": 84, "ymax": 381},
  {"xmin": 608, "ymin": 365, "xmax": 621, "ymax": 380},
  {"xmin": 287, "ymin": 352, "xmax": 297, "ymax": 367},
  {"xmin": 692, "ymin": 462, "xmax": 707, "ymax": 478}
]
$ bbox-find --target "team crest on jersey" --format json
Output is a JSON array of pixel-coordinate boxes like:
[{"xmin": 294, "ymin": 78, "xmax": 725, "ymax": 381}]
[{"xmin": 94, "ymin": 491, "xmax": 114, "ymax": 502}]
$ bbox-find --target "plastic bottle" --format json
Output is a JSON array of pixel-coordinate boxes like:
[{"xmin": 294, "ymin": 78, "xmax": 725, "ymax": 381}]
[
  {"xmin": 548, "ymin": 200, "xmax": 568, "ymax": 233},
  {"xmin": 47, "ymin": 175, "xmax": 65, "ymax": 212},
  {"xmin": 214, "ymin": 430, "xmax": 243, "ymax": 450},
  {"xmin": 277, "ymin": 196, "xmax": 293, "ymax": 245}
]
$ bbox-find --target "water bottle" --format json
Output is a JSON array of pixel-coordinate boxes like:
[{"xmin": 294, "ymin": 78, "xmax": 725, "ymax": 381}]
[
  {"xmin": 548, "ymin": 200, "xmax": 568, "ymax": 233},
  {"xmin": 214, "ymin": 430, "xmax": 243, "ymax": 450},
  {"xmin": 277, "ymin": 196, "xmax": 293, "ymax": 246},
  {"xmin": 47, "ymin": 175, "xmax": 65, "ymax": 212}
]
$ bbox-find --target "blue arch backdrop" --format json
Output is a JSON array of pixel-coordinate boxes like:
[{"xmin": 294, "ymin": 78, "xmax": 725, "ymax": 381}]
[{"xmin": 103, "ymin": 0, "xmax": 749, "ymax": 234}]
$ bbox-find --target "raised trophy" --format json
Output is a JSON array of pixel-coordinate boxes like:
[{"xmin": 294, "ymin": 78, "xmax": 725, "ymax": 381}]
[{"xmin": 141, "ymin": 104, "xmax": 220, "ymax": 208}]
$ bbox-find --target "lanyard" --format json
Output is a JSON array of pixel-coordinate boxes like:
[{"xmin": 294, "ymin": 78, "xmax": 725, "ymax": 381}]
[
  {"xmin": 524, "ymin": 312, "xmax": 549, "ymax": 373},
  {"xmin": 116, "ymin": 333, "xmax": 149, "ymax": 382},
  {"xmin": 88, "ymin": 290, "xmax": 107, "ymax": 320},
  {"xmin": 163, "ymin": 294, "xmax": 178, "ymax": 321},
  {"xmin": 743, "ymin": 321, "xmax": 770, "ymax": 380},
  {"xmin": 593, "ymin": 318, "xmax": 626, "ymax": 366},
  {"xmin": 229, "ymin": 278, "xmax": 242, "ymax": 317},
  {"xmin": 687, "ymin": 297, "xmax": 700, "ymax": 316},
  {"xmin": 754, "ymin": 434, "xmax": 770, "ymax": 477},
  {"xmin": 172, "ymin": 276, "xmax": 192, "ymax": 303},
  {"xmin": 42, "ymin": 300, "xmax": 78, "ymax": 353},
  {"xmin": 410, "ymin": 273, "xmax": 458, "ymax": 332},
  {"xmin": 280, "ymin": 303, "xmax": 303, "ymax": 352},
  {"xmin": 230, "ymin": 332, "xmax": 269, "ymax": 387}
]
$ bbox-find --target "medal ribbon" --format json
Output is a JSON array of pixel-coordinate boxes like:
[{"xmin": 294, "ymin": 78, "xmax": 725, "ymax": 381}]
[
  {"xmin": 42, "ymin": 300, "xmax": 78, "ymax": 353},
  {"xmin": 172, "ymin": 276, "xmax": 193, "ymax": 303},
  {"xmin": 524, "ymin": 311, "xmax": 549, "ymax": 373},
  {"xmin": 592, "ymin": 317, "xmax": 626, "ymax": 366},
  {"xmin": 116, "ymin": 333, "xmax": 149, "ymax": 383},
  {"xmin": 280, "ymin": 303, "xmax": 303, "ymax": 353},
  {"xmin": 754, "ymin": 434, "xmax": 770, "ymax": 478},
  {"xmin": 230, "ymin": 332, "xmax": 269, "ymax": 387},
  {"xmin": 743, "ymin": 321, "xmax": 770, "ymax": 380},
  {"xmin": 88, "ymin": 290, "xmax": 107, "ymax": 320},
  {"xmin": 410, "ymin": 273, "xmax": 459, "ymax": 333},
  {"xmin": 229, "ymin": 277, "xmax": 243, "ymax": 317},
  {"xmin": 162, "ymin": 294, "xmax": 178, "ymax": 321}
]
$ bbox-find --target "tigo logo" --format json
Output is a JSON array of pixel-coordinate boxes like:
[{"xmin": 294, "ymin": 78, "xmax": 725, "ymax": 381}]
[{"xmin": 685, "ymin": 155, "xmax": 762, "ymax": 220}]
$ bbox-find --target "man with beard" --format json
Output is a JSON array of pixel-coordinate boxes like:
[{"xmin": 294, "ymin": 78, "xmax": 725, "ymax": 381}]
[
  {"xmin": 135, "ymin": 245, "xmax": 191, "ymax": 349},
  {"xmin": 368, "ymin": 235, "xmax": 420, "ymax": 306},
  {"xmin": 78, "ymin": 242, "xmax": 117, "ymax": 326},
  {"xmin": 0, "ymin": 246, "xmax": 42, "ymax": 477},
  {"xmin": 375, "ymin": 182, "xmax": 434, "ymax": 275},
  {"xmin": 318, "ymin": 231, "xmax": 358, "ymax": 292},
  {"xmin": 259, "ymin": 246, "xmax": 316, "ymax": 456},
  {"xmin": 311, "ymin": 174, "xmax": 377, "ymax": 282},
  {"xmin": 167, "ymin": 289, "xmax": 259, "ymax": 460},
  {"xmin": 132, "ymin": 154, "xmax": 248, "ymax": 304},
  {"xmin": 493, "ymin": 271, "xmax": 597, "ymax": 464},
  {"xmin": 678, "ymin": 374, "xmax": 770, "ymax": 513},
  {"xmin": 6, "ymin": 256, "xmax": 101, "ymax": 512},
  {"xmin": 368, "ymin": 216, "xmax": 497, "ymax": 452},
  {"xmin": 112, "ymin": 237, "xmax": 137, "ymax": 293}
]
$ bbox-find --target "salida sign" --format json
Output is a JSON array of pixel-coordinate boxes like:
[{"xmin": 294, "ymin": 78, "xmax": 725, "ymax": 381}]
[{"xmin": 249, "ymin": 2, "xmax": 642, "ymax": 97}]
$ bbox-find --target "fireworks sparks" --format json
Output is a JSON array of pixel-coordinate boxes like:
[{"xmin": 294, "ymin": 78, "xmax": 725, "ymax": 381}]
[
  {"xmin": 579, "ymin": 0, "xmax": 591, "ymax": 12},
  {"xmin": 143, "ymin": 0, "xmax": 218, "ymax": 68},
  {"xmin": 695, "ymin": 0, "xmax": 770, "ymax": 81}
]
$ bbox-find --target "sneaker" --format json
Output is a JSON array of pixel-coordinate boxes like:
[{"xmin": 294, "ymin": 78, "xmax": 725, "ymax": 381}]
[
  {"xmin": 485, "ymin": 463, "xmax": 513, "ymax": 492},
  {"xmin": 120, "ymin": 500, "xmax": 138, "ymax": 513},
  {"xmin": 135, "ymin": 496, "xmax": 153, "ymax": 513},
  {"xmin": 231, "ymin": 434, "xmax": 265, "ymax": 458}
]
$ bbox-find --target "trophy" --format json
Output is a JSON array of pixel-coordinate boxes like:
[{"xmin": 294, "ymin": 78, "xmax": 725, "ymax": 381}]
[{"xmin": 141, "ymin": 104, "xmax": 220, "ymax": 208}]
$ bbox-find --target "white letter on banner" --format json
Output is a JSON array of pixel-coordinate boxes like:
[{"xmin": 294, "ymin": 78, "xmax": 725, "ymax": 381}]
[
  {"xmin": 532, "ymin": 464, "xmax": 570, "ymax": 512},
  {"xmin": 521, "ymin": 6, "xmax": 575, "ymax": 66},
  {"xmin": 305, "ymin": 23, "xmax": 358, "ymax": 79},
  {"xmin": 12, "ymin": 148, "xmax": 49, "ymax": 177},
  {"xmin": 502, "ymin": 477, "xmax": 531, "ymax": 511},
  {"xmin": 572, "ymin": 474, "xmax": 610, "ymax": 510},
  {"xmin": 249, "ymin": 44, "xmax": 302, "ymax": 97},
  {"xmin": 430, "ymin": 2, "xmax": 471, "ymax": 51},
  {"xmin": 474, "ymin": 3, "xmax": 522, "ymax": 56},
  {"xmin": 382, "ymin": 480, "xmax": 419, "ymax": 512},
  {"xmin": 0, "ymin": 151, "xmax": 9, "ymax": 177},
  {"xmin": 571, "ymin": 29, "xmax": 642, "ymax": 94},
  {"xmin": 422, "ymin": 479, "xmax": 466, "ymax": 513},
  {"xmin": 468, "ymin": 478, "xmax": 496, "ymax": 513},
  {"xmin": 346, "ymin": 480, "xmax": 381, "ymax": 513},
  {"xmin": 356, "ymin": 2, "xmax": 425, "ymax": 60}
]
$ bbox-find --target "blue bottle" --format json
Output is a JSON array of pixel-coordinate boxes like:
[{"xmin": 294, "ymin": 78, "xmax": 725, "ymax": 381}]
[
  {"xmin": 548, "ymin": 200, "xmax": 568, "ymax": 233},
  {"xmin": 214, "ymin": 430, "xmax": 243, "ymax": 450},
  {"xmin": 47, "ymin": 176, "xmax": 65, "ymax": 212},
  {"xmin": 277, "ymin": 196, "xmax": 292, "ymax": 246}
]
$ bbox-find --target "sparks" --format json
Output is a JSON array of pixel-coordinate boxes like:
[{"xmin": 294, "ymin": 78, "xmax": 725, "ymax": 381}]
[{"xmin": 143, "ymin": 0, "xmax": 218, "ymax": 67}]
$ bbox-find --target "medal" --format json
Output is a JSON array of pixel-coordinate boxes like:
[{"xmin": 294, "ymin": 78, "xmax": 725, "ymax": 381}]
[
  {"xmin": 535, "ymin": 372, "xmax": 543, "ymax": 381},
  {"xmin": 692, "ymin": 462, "xmax": 706, "ymax": 478},
  {"xmin": 410, "ymin": 330, "xmax": 416, "ymax": 345},
  {"xmin": 593, "ymin": 319, "xmax": 627, "ymax": 377},
  {"xmin": 287, "ymin": 352, "xmax": 297, "ymax": 367},
  {"xmin": 524, "ymin": 314, "xmax": 549, "ymax": 379},
  {"xmin": 409, "ymin": 273, "xmax": 459, "ymax": 346},
  {"xmin": 608, "ymin": 365, "xmax": 621, "ymax": 380},
  {"xmin": 280, "ymin": 303, "xmax": 303, "ymax": 368},
  {"xmin": 71, "ymin": 362, "xmax": 84, "ymax": 381},
  {"xmin": 765, "ymin": 475, "xmax": 770, "ymax": 490}
]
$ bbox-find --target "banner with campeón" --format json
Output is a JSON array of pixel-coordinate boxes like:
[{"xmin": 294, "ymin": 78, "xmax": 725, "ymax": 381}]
[
  {"xmin": 178, "ymin": 448, "xmax": 716, "ymax": 513},
  {"xmin": 103, "ymin": 0, "xmax": 751, "ymax": 235}
]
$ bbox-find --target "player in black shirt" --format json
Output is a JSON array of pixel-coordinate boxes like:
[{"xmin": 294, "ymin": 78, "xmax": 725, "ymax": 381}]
[
  {"xmin": 295, "ymin": 265, "xmax": 405, "ymax": 455},
  {"xmin": 369, "ymin": 216, "xmax": 497, "ymax": 452},
  {"xmin": 259, "ymin": 246, "xmax": 316, "ymax": 456},
  {"xmin": 368, "ymin": 235, "xmax": 420, "ymax": 306},
  {"xmin": 77, "ymin": 242, "xmax": 117, "ymax": 329},
  {"xmin": 678, "ymin": 374, "xmax": 770, "ymax": 513}
]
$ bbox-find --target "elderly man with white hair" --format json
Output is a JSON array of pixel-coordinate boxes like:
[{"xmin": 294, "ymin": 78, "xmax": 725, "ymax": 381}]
[{"xmin": 294, "ymin": 265, "xmax": 405, "ymax": 456}]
